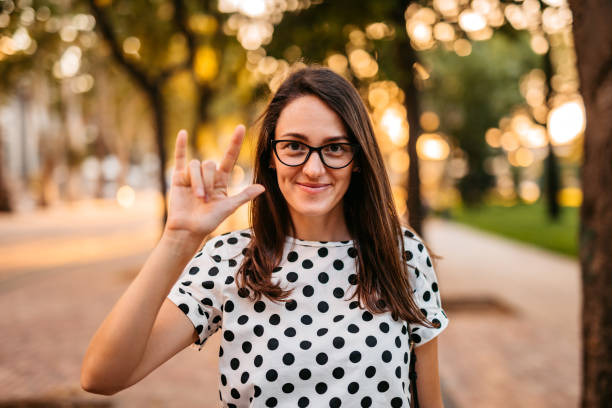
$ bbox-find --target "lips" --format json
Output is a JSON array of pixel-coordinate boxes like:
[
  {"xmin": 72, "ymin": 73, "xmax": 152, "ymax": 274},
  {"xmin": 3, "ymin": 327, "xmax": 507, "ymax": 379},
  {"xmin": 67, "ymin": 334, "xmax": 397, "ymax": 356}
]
[{"xmin": 296, "ymin": 182, "xmax": 331, "ymax": 194}]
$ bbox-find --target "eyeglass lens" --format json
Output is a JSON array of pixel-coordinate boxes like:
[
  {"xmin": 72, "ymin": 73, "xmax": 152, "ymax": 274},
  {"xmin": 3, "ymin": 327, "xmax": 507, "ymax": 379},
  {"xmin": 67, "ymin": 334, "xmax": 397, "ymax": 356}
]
[{"xmin": 274, "ymin": 141, "xmax": 356, "ymax": 168}]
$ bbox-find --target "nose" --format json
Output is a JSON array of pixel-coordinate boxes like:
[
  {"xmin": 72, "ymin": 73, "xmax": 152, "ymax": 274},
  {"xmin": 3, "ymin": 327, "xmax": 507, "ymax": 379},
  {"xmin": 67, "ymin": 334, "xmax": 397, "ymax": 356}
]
[{"xmin": 302, "ymin": 150, "xmax": 326, "ymax": 177}]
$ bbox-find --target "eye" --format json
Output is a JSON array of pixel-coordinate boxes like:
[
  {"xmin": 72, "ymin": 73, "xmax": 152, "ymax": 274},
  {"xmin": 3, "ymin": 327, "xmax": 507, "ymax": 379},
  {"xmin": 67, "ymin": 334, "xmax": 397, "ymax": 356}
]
[
  {"xmin": 323, "ymin": 143, "xmax": 348, "ymax": 154},
  {"xmin": 288, "ymin": 142, "xmax": 303, "ymax": 151}
]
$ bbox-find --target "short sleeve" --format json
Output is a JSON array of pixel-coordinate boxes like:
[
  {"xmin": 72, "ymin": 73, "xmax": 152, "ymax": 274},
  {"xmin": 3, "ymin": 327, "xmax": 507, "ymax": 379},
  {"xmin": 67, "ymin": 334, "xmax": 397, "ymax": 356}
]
[
  {"xmin": 402, "ymin": 227, "xmax": 450, "ymax": 347},
  {"xmin": 167, "ymin": 238, "xmax": 225, "ymax": 351}
]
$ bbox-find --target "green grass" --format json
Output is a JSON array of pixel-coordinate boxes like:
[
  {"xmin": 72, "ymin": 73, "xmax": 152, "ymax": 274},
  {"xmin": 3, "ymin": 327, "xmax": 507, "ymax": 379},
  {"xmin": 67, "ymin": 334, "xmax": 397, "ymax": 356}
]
[{"xmin": 442, "ymin": 201, "xmax": 579, "ymax": 258}]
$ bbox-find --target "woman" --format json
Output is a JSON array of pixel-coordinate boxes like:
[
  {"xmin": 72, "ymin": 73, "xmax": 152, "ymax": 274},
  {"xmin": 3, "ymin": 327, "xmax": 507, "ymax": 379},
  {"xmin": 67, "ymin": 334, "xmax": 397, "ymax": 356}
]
[{"xmin": 81, "ymin": 67, "xmax": 449, "ymax": 407}]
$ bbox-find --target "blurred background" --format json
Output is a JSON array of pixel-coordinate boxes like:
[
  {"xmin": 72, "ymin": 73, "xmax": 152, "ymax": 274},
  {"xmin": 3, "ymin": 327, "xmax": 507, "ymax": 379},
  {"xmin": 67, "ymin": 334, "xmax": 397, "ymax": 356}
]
[{"xmin": 0, "ymin": 0, "xmax": 606, "ymax": 407}]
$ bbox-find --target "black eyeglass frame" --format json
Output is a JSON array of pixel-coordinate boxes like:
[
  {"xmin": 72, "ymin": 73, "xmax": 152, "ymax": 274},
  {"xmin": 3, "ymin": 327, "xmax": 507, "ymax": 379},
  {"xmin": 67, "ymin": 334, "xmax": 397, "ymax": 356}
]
[{"xmin": 270, "ymin": 139, "xmax": 361, "ymax": 169}]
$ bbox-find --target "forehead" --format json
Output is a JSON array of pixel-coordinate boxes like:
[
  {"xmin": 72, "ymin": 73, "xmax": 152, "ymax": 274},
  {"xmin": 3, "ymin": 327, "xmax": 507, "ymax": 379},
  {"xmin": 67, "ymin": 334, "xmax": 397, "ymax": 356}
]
[{"xmin": 275, "ymin": 95, "xmax": 348, "ymax": 142}]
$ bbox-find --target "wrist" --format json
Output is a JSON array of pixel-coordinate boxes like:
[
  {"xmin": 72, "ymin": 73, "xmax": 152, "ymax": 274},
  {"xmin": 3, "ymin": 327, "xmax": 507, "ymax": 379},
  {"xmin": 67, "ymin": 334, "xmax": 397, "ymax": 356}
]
[{"xmin": 160, "ymin": 228, "xmax": 205, "ymax": 256}]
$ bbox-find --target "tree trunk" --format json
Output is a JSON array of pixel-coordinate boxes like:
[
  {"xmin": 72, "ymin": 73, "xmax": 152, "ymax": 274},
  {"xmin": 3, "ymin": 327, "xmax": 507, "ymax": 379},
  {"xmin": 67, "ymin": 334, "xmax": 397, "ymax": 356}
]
[
  {"xmin": 542, "ymin": 47, "xmax": 561, "ymax": 221},
  {"xmin": 393, "ymin": 0, "xmax": 425, "ymax": 236},
  {"xmin": 567, "ymin": 1, "xmax": 612, "ymax": 406},
  {"xmin": 150, "ymin": 88, "xmax": 169, "ymax": 228},
  {"xmin": 0, "ymin": 128, "xmax": 12, "ymax": 212}
]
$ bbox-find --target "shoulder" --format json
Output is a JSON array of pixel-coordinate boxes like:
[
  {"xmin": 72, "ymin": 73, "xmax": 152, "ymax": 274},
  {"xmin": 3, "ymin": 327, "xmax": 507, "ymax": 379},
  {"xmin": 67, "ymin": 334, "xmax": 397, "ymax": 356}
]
[
  {"xmin": 399, "ymin": 225, "xmax": 433, "ymax": 270},
  {"xmin": 201, "ymin": 228, "xmax": 253, "ymax": 261}
]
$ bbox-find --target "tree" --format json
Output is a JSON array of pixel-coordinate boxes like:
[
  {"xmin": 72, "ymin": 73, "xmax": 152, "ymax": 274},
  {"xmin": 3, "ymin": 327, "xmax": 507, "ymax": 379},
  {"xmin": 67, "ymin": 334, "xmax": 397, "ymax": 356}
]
[{"xmin": 567, "ymin": 0, "xmax": 612, "ymax": 406}]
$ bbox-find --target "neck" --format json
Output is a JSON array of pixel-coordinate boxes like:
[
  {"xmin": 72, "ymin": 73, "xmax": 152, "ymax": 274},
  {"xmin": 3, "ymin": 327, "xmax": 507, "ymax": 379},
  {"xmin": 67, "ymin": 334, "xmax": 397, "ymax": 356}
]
[{"xmin": 288, "ymin": 204, "xmax": 352, "ymax": 242}]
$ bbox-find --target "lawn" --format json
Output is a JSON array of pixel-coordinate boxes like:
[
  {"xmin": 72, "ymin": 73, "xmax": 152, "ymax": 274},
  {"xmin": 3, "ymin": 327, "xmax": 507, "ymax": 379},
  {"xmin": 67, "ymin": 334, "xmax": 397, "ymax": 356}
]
[{"xmin": 443, "ymin": 201, "xmax": 579, "ymax": 258}]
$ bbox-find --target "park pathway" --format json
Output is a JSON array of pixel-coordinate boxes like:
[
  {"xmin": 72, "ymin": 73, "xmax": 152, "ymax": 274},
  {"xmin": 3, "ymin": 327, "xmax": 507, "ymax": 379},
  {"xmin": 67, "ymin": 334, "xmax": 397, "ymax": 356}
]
[{"xmin": 0, "ymin": 194, "xmax": 580, "ymax": 407}]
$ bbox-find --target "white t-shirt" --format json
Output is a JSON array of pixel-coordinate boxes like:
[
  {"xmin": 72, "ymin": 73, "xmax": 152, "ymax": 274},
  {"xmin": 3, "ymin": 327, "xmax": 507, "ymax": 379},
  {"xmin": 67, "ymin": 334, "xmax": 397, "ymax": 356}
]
[{"xmin": 167, "ymin": 226, "xmax": 449, "ymax": 408}]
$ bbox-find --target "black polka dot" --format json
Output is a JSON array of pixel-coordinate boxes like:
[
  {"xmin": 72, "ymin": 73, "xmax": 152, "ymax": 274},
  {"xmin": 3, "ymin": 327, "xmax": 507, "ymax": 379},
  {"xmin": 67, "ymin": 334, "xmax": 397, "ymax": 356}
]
[
  {"xmin": 333, "ymin": 336, "xmax": 345, "ymax": 349},
  {"xmin": 318, "ymin": 272, "xmax": 329, "ymax": 283},
  {"xmin": 348, "ymin": 324, "xmax": 359, "ymax": 333},
  {"xmin": 269, "ymin": 314, "xmax": 281, "ymax": 325},
  {"xmin": 267, "ymin": 338, "xmax": 279, "ymax": 350},
  {"xmin": 189, "ymin": 266, "xmax": 200, "ymax": 275},
  {"xmin": 286, "ymin": 299, "xmax": 298, "ymax": 310},
  {"xmin": 254, "ymin": 325, "xmax": 264, "ymax": 336},
  {"xmin": 411, "ymin": 333, "xmax": 422, "ymax": 343},
  {"xmin": 284, "ymin": 327, "xmax": 296, "ymax": 337},
  {"xmin": 333, "ymin": 288, "xmax": 344, "ymax": 298},
  {"xmin": 379, "ymin": 322, "xmax": 389, "ymax": 333},
  {"xmin": 349, "ymin": 351, "xmax": 361, "ymax": 363},
  {"xmin": 301, "ymin": 315, "xmax": 313, "ymax": 325},
  {"xmin": 423, "ymin": 291, "xmax": 431, "ymax": 302},
  {"xmin": 298, "ymin": 397, "xmax": 309, "ymax": 407},
  {"xmin": 332, "ymin": 366, "xmax": 344, "ymax": 379},
  {"xmin": 391, "ymin": 397, "xmax": 403, "ymax": 407},
  {"xmin": 202, "ymin": 280, "xmax": 214, "ymax": 289},
  {"xmin": 318, "ymin": 247, "xmax": 328, "ymax": 257},
  {"xmin": 302, "ymin": 259, "xmax": 313, "ymax": 269},
  {"xmin": 214, "ymin": 240, "xmax": 223, "ymax": 248},
  {"xmin": 318, "ymin": 301, "xmax": 329, "ymax": 313},
  {"xmin": 240, "ymin": 372, "xmax": 250, "ymax": 384},
  {"xmin": 287, "ymin": 272, "xmax": 299, "ymax": 282},
  {"xmin": 254, "ymin": 301, "xmax": 266, "ymax": 312},
  {"xmin": 225, "ymin": 276, "xmax": 234, "ymax": 284},
  {"xmin": 315, "ymin": 382, "xmax": 328, "ymax": 394},
  {"xmin": 365, "ymin": 335, "xmax": 377, "ymax": 347},
  {"xmin": 282, "ymin": 383, "xmax": 294, "ymax": 393},
  {"xmin": 348, "ymin": 274, "xmax": 357, "ymax": 285},
  {"xmin": 283, "ymin": 352, "xmax": 295, "ymax": 365},
  {"xmin": 303, "ymin": 285, "xmax": 314, "ymax": 297},
  {"xmin": 228, "ymin": 259, "xmax": 237, "ymax": 267},
  {"xmin": 317, "ymin": 328, "xmax": 328, "ymax": 336},
  {"xmin": 223, "ymin": 330, "xmax": 235, "ymax": 341},
  {"xmin": 231, "ymin": 388, "xmax": 240, "ymax": 399},
  {"xmin": 242, "ymin": 341, "xmax": 252, "ymax": 353},
  {"xmin": 208, "ymin": 266, "xmax": 219, "ymax": 276},
  {"xmin": 212, "ymin": 255, "xmax": 221, "ymax": 262},
  {"xmin": 333, "ymin": 260, "xmax": 344, "ymax": 270},
  {"xmin": 237, "ymin": 315, "xmax": 249, "ymax": 325},
  {"xmin": 361, "ymin": 396, "xmax": 372, "ymax": 407},
  {"xmin": 178, "ymin": 304, "xmax": 189, "ymax": 314},
  {"xmin": 228, "ymin": 237, "xmax": 238, "ymax": 244},
  {"xmin": 348, "ymin": 382, "xmax": 359, "ymax": 394},
  {"xmin": 329, "ymin": 397, "xmax": 342, "ymax": 408},
  {"xmin": 299, "ymin": 368, "xmax": 311, "ymax": 380},
  {"xmin": 432, "ymin": 282, "xmax": 439, "ymax": 292},
  {"xmin": 300, "ymin": 340, "xmax": 312, "ymax": 350},
  {"xmin": 266, "ymin": 368, "xmax": 278, "ymax": 382},
  {"xmin": 382, "ymin": 350, "xmax": 392, "ymax": 363},
  {"xmin": 316, "ymin": 352, "xmax": 328, "ymax": 365},
  {"xmin": 221, "ymin": 373, "xmax": 227, "ymax": 385},
  {"xmin": 347, "ymin": 247, "xmax": 358, "ymax": 258},
  {"xmin": 254, "ymin": 354, "xmax": 263, "ymax": 367},
  {"xmin": 395, "ymin": 366, "xmax": 402, "ymax": 378},
  {"xmin": 230, "ymin": 358, "xmax": 239, "ymax": 370},
  {"xmin": 377, "ymin": 380, "xmax": 389, "ymax": 392},
  {"xmin": 265, "ymin": 397, "xmax": 277, "ymax": 407},
  {"xmin": 333, "ymin": 314, "xmax": 344, "ymax": 322},
  {"xmin": 287, "ymin": 251, "xmax": 298, "ymax": 262},
  {"xmin": 365, "ymin": 366, "xmax": 376, "ymax": 378},
  {"xmin": 362, "ymin": 311, "xmax": 373, "ymax": 321}
]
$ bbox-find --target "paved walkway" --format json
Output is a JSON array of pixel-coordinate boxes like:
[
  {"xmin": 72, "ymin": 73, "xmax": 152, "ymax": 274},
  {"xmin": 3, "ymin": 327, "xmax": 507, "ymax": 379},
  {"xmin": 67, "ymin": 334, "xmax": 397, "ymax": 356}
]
[{"xmin": 0, "ymin": 195, "xmax": 580, "ymax": 407}]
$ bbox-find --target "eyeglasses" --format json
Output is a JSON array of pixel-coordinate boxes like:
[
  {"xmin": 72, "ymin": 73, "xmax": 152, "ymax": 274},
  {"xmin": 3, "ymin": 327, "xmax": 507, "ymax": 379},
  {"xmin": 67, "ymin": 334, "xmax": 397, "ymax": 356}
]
[{"xmin": 271, "ymin": 140, "xmax": 360, "ymax": 169}]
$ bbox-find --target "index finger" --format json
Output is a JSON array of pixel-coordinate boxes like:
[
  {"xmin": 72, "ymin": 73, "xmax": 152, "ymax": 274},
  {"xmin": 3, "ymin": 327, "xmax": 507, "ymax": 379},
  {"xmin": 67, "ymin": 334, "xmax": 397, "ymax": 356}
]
[
  {"xmin": 218, "ymin": 124, "xmax": 246, "ymax": 174},
  {"xmin": 174, "ymin": 129, "xmax": 188, "ymax": 171}
]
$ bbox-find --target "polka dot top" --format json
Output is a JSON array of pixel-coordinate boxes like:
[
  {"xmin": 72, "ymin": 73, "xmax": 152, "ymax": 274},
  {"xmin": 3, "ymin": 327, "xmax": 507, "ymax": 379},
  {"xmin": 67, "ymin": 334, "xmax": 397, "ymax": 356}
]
[{"xmin": 167, "ymin": 226, "xmax": 449, "ymax": 408}]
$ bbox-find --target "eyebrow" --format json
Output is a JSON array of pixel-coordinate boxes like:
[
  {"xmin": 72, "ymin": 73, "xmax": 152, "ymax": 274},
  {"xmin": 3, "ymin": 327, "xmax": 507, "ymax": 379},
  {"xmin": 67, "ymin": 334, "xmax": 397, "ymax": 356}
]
[{"xmin": 279, "ymin": 132, "xmax": 350, "ymax": 143}]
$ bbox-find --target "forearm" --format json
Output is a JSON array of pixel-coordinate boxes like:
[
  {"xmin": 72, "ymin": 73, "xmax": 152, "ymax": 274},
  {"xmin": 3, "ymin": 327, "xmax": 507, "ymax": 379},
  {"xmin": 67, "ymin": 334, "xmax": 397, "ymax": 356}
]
[{"xmin": 81, "ymin": 231, "xmax": 202, "ymax": 392}]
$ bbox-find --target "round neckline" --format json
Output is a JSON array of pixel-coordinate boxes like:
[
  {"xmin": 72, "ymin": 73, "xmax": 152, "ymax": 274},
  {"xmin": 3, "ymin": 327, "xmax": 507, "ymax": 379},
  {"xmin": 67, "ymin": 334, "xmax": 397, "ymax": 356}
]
[{"xmin": 285, "ymin": 235, "xmax": 354, "ymax": 247}]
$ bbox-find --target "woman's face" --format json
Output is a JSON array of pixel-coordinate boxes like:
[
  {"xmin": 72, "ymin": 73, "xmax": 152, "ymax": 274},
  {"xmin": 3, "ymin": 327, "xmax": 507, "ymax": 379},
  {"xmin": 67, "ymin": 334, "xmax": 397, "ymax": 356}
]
[{"xmin": 271, "ymin": 94, "xmax": 357, "ymax": 220}]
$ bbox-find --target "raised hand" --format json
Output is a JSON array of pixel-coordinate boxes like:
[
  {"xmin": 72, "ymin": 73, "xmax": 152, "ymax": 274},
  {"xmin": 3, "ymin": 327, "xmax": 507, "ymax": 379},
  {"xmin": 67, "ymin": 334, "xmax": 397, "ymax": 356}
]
[{"xmin": 164, "ymin": 125, "xmax": 265, "ymax": 241}]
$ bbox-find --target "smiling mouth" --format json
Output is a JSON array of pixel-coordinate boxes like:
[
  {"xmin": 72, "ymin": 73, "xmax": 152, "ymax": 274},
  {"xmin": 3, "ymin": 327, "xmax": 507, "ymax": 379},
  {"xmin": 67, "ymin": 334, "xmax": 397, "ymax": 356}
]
[{"xmin": 296, "ymin": 183, "xmax": 331, "ymax": 193}]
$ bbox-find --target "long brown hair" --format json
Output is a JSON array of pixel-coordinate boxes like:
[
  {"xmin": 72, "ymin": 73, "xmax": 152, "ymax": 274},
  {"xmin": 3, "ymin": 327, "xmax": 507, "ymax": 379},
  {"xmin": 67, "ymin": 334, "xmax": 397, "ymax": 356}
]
[{"xmin": 237, "ymin": 66, "xmax": 435, "ymax": 328}]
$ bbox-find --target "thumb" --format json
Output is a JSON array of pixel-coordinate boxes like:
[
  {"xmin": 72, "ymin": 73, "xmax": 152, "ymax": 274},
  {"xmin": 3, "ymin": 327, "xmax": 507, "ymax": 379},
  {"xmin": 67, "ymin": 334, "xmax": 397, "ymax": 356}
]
[{"xmin": 225, "ymin": 184, "xmax": 266, "ymax": 212}]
